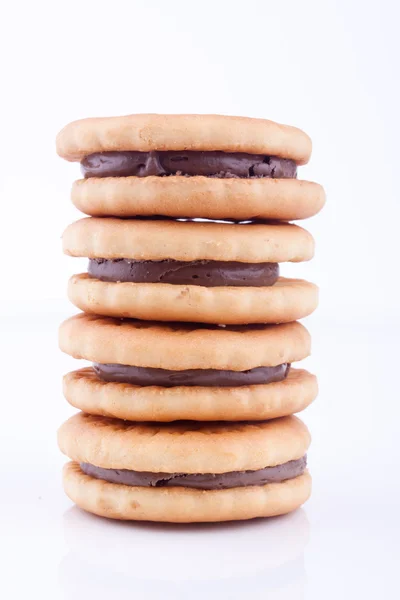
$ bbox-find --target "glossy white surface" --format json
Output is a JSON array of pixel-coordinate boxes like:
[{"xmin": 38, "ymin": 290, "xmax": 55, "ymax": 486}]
[{"xmin": 1, "ymin": 309, "xmax": 398, "ymax": 599}]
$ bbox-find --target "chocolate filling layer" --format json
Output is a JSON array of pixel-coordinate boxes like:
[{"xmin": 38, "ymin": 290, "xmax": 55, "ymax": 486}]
[
  {"xmin": 93, "ymin": 363, "xmax": 290, "ymax": 387},
  {"xmin": 81, "ymin": 150, "xmax": 297, "ymax": 179},
  {"xmin": 80, "ymin": 456, "xmax": 307, "ymax": 490},
  {"xmin": 88, "ymin": 259, "xmax": 279, "ymax": 287}
]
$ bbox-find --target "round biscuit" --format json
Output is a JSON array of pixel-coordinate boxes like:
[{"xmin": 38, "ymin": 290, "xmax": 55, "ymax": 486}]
[
  {"xmin": 62, "ymin": 217, "xmax": 315, "ymax": 263},
  {"xmin": 56, "ymin": 113, "xmax": 312, "ymax": 164},
  {"xmin": 63, "ymin": 367, "xmax": 317, "ymax": 422},
  {"xmin": 68, "ymin": 274, "xmax": 318, "ymax": 324},
  {"xmin": 71, "ymin": 176, "xmax": 325, "ymax": 221},
  {"xmin": 59, "ymin": 313, "xmax": 311, "ymax": 371},
  {"xmin": 58, "ymin": 412, "xmax": 311, "ymax": 473}
]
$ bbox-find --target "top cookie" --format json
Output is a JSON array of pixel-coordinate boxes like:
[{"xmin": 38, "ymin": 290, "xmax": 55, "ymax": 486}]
[{"xmin": 56, "ymin": 114, "xmax": 312, "ymax": 164}]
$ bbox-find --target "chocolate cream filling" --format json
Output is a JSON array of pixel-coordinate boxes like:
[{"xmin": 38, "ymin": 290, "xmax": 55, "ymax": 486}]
[
  {"xmin": 81, "ymin": 150, "xmax": 297, "ymax": 179},
  {"xmin": 80, "ymin": 456, "xmax": 307, "ymax": 490},
  {"xmin": 88, "ymin": 259, "xmax": 279, "ymax": 287},
  {"xmin": 93, "ymin": 363, "xmax": 290, "ymax": 387}
]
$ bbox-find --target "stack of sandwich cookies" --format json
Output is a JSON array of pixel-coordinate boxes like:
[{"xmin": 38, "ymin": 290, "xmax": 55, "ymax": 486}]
[{"xmin": 57, "ymin": 113, "xmax": 323, "ymax": 522}]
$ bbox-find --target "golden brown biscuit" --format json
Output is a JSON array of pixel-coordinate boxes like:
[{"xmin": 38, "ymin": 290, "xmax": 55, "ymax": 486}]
[
  {"xmin": 63, "ymin": 217, "xmax": 315, "ymax": 263},
  {"xmin": 59, "ymin": 314, "xmax": 311, "ymax": 371},
  {"xmin": 63, "ymin": 461, "xmax": 311, "ymax": 522},
  {"xmin": 70, "ymin": 176, "xmax": 325, "ymax": 221},
  {"xmin": 56, "ymin": 114, "xmax": 312, "ymax": 164},
  {"xmin": 63, "ymin": 367, "xmax": 317, "ymax": 422},
  {"xmin": 58, "ymin": 413, "xmax": 310, "ymax": 472},
  {"xmin": 67, "ymin": 274, "xmax": 318, "ymax": 324}
]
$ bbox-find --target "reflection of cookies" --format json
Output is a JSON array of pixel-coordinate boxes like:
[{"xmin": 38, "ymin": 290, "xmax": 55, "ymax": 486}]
[
  {"xmin": 71, "ymin": 176, "xmax": 325, "ymax": 221},
  {"xmin": 58, "ymin": 413, "xmax": 311, "ymax": 522},
  {"xmin": 63, "ymin": 367, "xmax": 317, "ymax": 422},
  {"xmin": 59, "ymin": 314, "xmax": 311, "ymax": 370},
  {"xmin": 56, "ymin": 113, "xmax": 312, "ymax": 163},
  {"xmin": 63, "ymin": 218, "xmax": 315, "ymax": 263},
  {"xmin": 59, "ymin": 550, "xmax": 306, "ymax": 600},
  {"xmin": 61, "ymin": 505, "xmax": 310, "ymax": 580}
]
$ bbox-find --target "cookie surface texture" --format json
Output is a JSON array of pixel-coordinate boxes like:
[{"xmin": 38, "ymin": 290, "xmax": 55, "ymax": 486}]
[
  {"xmin": 56, "ymin": 114, "xmax": 312, "ymax": 164},
  {"xmin": 71, "ymin": 176, "xmax": 325, "ymax": 221},
  {"xmin": 59, "ymin": 314, "xmax": 311, "ymax": 370},
  {"xmin": 63, "ymin": 367, "xmax": 317, "ymax": 422}
]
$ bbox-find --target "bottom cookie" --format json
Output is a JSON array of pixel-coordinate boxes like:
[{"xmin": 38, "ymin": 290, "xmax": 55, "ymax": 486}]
[{"xmin": 63, "ymin": 462, "xmax": 311, "ymax": 523}]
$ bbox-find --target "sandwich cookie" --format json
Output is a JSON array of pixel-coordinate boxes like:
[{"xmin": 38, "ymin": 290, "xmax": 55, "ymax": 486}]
[
  {"xmin": 63, "ymin": 218, "xmax": 318, "ymax": 324},
  {"xmin": 56, "ymin": 113, "xmax": 325, "ymax": 220},
  {"xmin": 60, "ymin": 314, "xmax": 316, "ymax": 421},
  {"xmin": 58, "ymin": 413, "xmax": 312, "ymax": 522}
]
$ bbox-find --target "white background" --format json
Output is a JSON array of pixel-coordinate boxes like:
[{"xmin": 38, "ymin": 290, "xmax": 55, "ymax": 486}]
[{"xmin": 1, "ymin": 1, "xmax": 399, "ymax": 598}]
